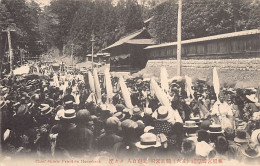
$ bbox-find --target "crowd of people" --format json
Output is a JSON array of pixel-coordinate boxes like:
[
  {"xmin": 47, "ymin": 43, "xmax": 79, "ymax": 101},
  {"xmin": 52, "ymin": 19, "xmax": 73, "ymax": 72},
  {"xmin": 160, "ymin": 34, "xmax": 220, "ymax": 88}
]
[{"xmin": 1, "ymin": 64, "xmax": 260, "ymax": 165}]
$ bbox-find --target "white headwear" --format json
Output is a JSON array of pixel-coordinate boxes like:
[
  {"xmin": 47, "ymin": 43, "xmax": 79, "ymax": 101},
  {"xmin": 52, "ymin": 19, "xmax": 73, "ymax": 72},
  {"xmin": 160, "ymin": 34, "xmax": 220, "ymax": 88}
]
[{"xmin": 251, "ymin": 129, "xmax": 260, "ymax": 145}]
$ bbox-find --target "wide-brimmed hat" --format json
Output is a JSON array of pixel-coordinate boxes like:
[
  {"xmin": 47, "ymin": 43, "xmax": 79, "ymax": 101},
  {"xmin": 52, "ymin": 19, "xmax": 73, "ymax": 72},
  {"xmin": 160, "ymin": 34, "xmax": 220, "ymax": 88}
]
[
  {"xmin": 234, "ymin": 130, "xmax": 250, "ymax": 143},
  {"xmin": 113, "ymin": 112, "xmax": 126, "ymax": 121},
  {"xmin": 183, "ymin": 121, "xmax": 198, "ymax": 128},
  {"xmin": 207, "ymin": 124, "xmax": 224, "ymax": 134},
  {"xmin": 135, "ymin": 133, "xmax": 161, "ymax": 149},
  {"xmin": 241, "ymin": 143, "xmax": 260, "ymax": 158},
  {"xmin": 246, "ymin": 94, "xmax": 258, "ymax": 103},
  {"xmin": 154, "ymin": 106, "xmax": 172, "ymax": 121},
  {"xmin": 39, "ymin": 104, "xmax": 53, "ymax": 115},
  {"xmin": 60, "ymin": 109, "xmax": 76, "ymax": 119},
  {"xmin": 251, "ymin": 129, "xmax": 260, "ymax": 145}
]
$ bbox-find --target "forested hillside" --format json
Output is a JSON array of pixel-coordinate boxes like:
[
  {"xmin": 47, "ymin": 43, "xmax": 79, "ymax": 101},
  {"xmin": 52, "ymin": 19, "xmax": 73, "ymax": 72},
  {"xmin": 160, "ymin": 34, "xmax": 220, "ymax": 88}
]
[{"xmin": 1, "ymin": 0, "xmax": 259, "ymax": 60}]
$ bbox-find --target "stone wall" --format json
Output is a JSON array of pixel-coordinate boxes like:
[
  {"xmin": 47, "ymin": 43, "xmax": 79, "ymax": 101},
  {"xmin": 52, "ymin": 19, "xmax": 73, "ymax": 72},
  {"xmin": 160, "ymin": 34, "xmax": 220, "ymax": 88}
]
[{"xmin": 137, "ymin": 58, "xmax": 260, "ymax": 86}]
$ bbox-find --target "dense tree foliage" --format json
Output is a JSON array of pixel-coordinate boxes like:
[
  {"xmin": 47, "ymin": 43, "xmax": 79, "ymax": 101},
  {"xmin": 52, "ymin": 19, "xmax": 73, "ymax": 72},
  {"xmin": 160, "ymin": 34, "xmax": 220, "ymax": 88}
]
[
  {"xmin": 149, "ymin": 0, "xmax": 260, "ymax": 43},
  {"xmin": 1, "ymin": 0, "xmax": 43, "ymax": 57},
  {"xmin": 1, "ymin": 0, "xmax": 259, "ymax": 60}
]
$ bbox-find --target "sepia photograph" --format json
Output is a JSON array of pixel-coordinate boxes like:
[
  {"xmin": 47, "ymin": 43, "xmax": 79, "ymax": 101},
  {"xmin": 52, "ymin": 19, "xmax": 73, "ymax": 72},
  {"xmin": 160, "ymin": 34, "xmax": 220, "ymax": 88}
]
[{"xmin": 0, "ymin": 0, "xmax": 260, "ymax": 165}]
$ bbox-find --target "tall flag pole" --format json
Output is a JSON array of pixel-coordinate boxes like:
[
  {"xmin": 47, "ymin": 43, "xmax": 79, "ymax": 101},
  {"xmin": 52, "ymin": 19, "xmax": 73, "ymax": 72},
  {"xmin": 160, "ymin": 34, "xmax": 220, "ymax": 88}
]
[{"xmin": 177, "ymin": 0, "xmax": 182, "ymax": 76}]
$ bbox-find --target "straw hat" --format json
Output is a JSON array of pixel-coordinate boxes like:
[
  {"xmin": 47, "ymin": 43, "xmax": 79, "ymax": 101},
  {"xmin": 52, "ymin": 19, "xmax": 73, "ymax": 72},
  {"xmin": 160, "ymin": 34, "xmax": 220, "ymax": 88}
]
[
  {"xmin": 184, "ymin": 121, "xmax": 199, "ymax": 128},
  {"xmin": 251, "ymin": 129, "xmax": 260, "ymax": 145},
  {"xmin": 207, "ymin": 124, "xmax": 224, "ymax": 134},
  {"xmin": 154, "ymin": 106, "xmax": 172, "ymax": 121},
  {"xmin": 39, "ymin": 104, "xmax": 53, "ymax": 115},
  {"xmin": 240, "ymin": 143, "xmax": 260, "ymax": 158},
  {"xmin": 246, "ymin": 94, "xmax": 258, "ymax": 103},
  {"xmin": 135, "ymin": 133, "xmax": 161, "ymax": 149},
  {"xmin": 60, "ymin": 109, "xmax": 76, "ymax": 119}
]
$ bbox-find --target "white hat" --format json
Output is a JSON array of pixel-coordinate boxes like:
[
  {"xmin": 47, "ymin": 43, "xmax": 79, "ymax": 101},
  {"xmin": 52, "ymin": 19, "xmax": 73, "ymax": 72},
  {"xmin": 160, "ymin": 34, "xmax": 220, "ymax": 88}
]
[
  {"xmin": 246, "ymin": 94, "xmax": 258, "ymax": 103},
  {"xmin": 153, "ymin": 106, "xmax": 172, "ymax": 121},
  {"xmin": 195, "ymin": 141, "xmax": 214, "ymax": 157},
  {"xmin": 61, "ymin": 109, "xmax": 76, "ymax": 119},
  {"xmin": 251, "ymin": 129, "xmax": 260, "ymax": 145},
  {"xmin": 39, "ymin": 104, "xmax": 53, "ymax": 115},
  {"xmin": 135, "ymin": 133, "xmax": 161, "ymax": 149}
]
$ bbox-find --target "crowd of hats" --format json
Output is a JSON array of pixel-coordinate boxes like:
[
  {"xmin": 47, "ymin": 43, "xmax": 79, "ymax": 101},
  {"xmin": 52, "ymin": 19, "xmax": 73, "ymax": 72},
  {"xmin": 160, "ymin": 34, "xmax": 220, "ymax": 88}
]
[{"xmin": 0, "ymin": 70, "xmax": 260, "ymax": 164}]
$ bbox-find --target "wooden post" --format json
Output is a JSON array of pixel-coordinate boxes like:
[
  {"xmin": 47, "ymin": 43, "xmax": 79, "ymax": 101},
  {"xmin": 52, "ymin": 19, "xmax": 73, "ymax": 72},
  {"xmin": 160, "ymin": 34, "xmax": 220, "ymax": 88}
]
[{"xmin": 177, "ymin": 0, "xmax": 182, "ymax": 76}]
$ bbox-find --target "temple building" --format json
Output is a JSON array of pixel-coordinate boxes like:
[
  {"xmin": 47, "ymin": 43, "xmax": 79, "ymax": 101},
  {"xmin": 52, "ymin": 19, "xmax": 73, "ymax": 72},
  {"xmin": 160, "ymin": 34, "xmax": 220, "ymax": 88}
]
[{"xmin": 103, "ymin": 28, "xmax": 155, "ymax": 73}]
